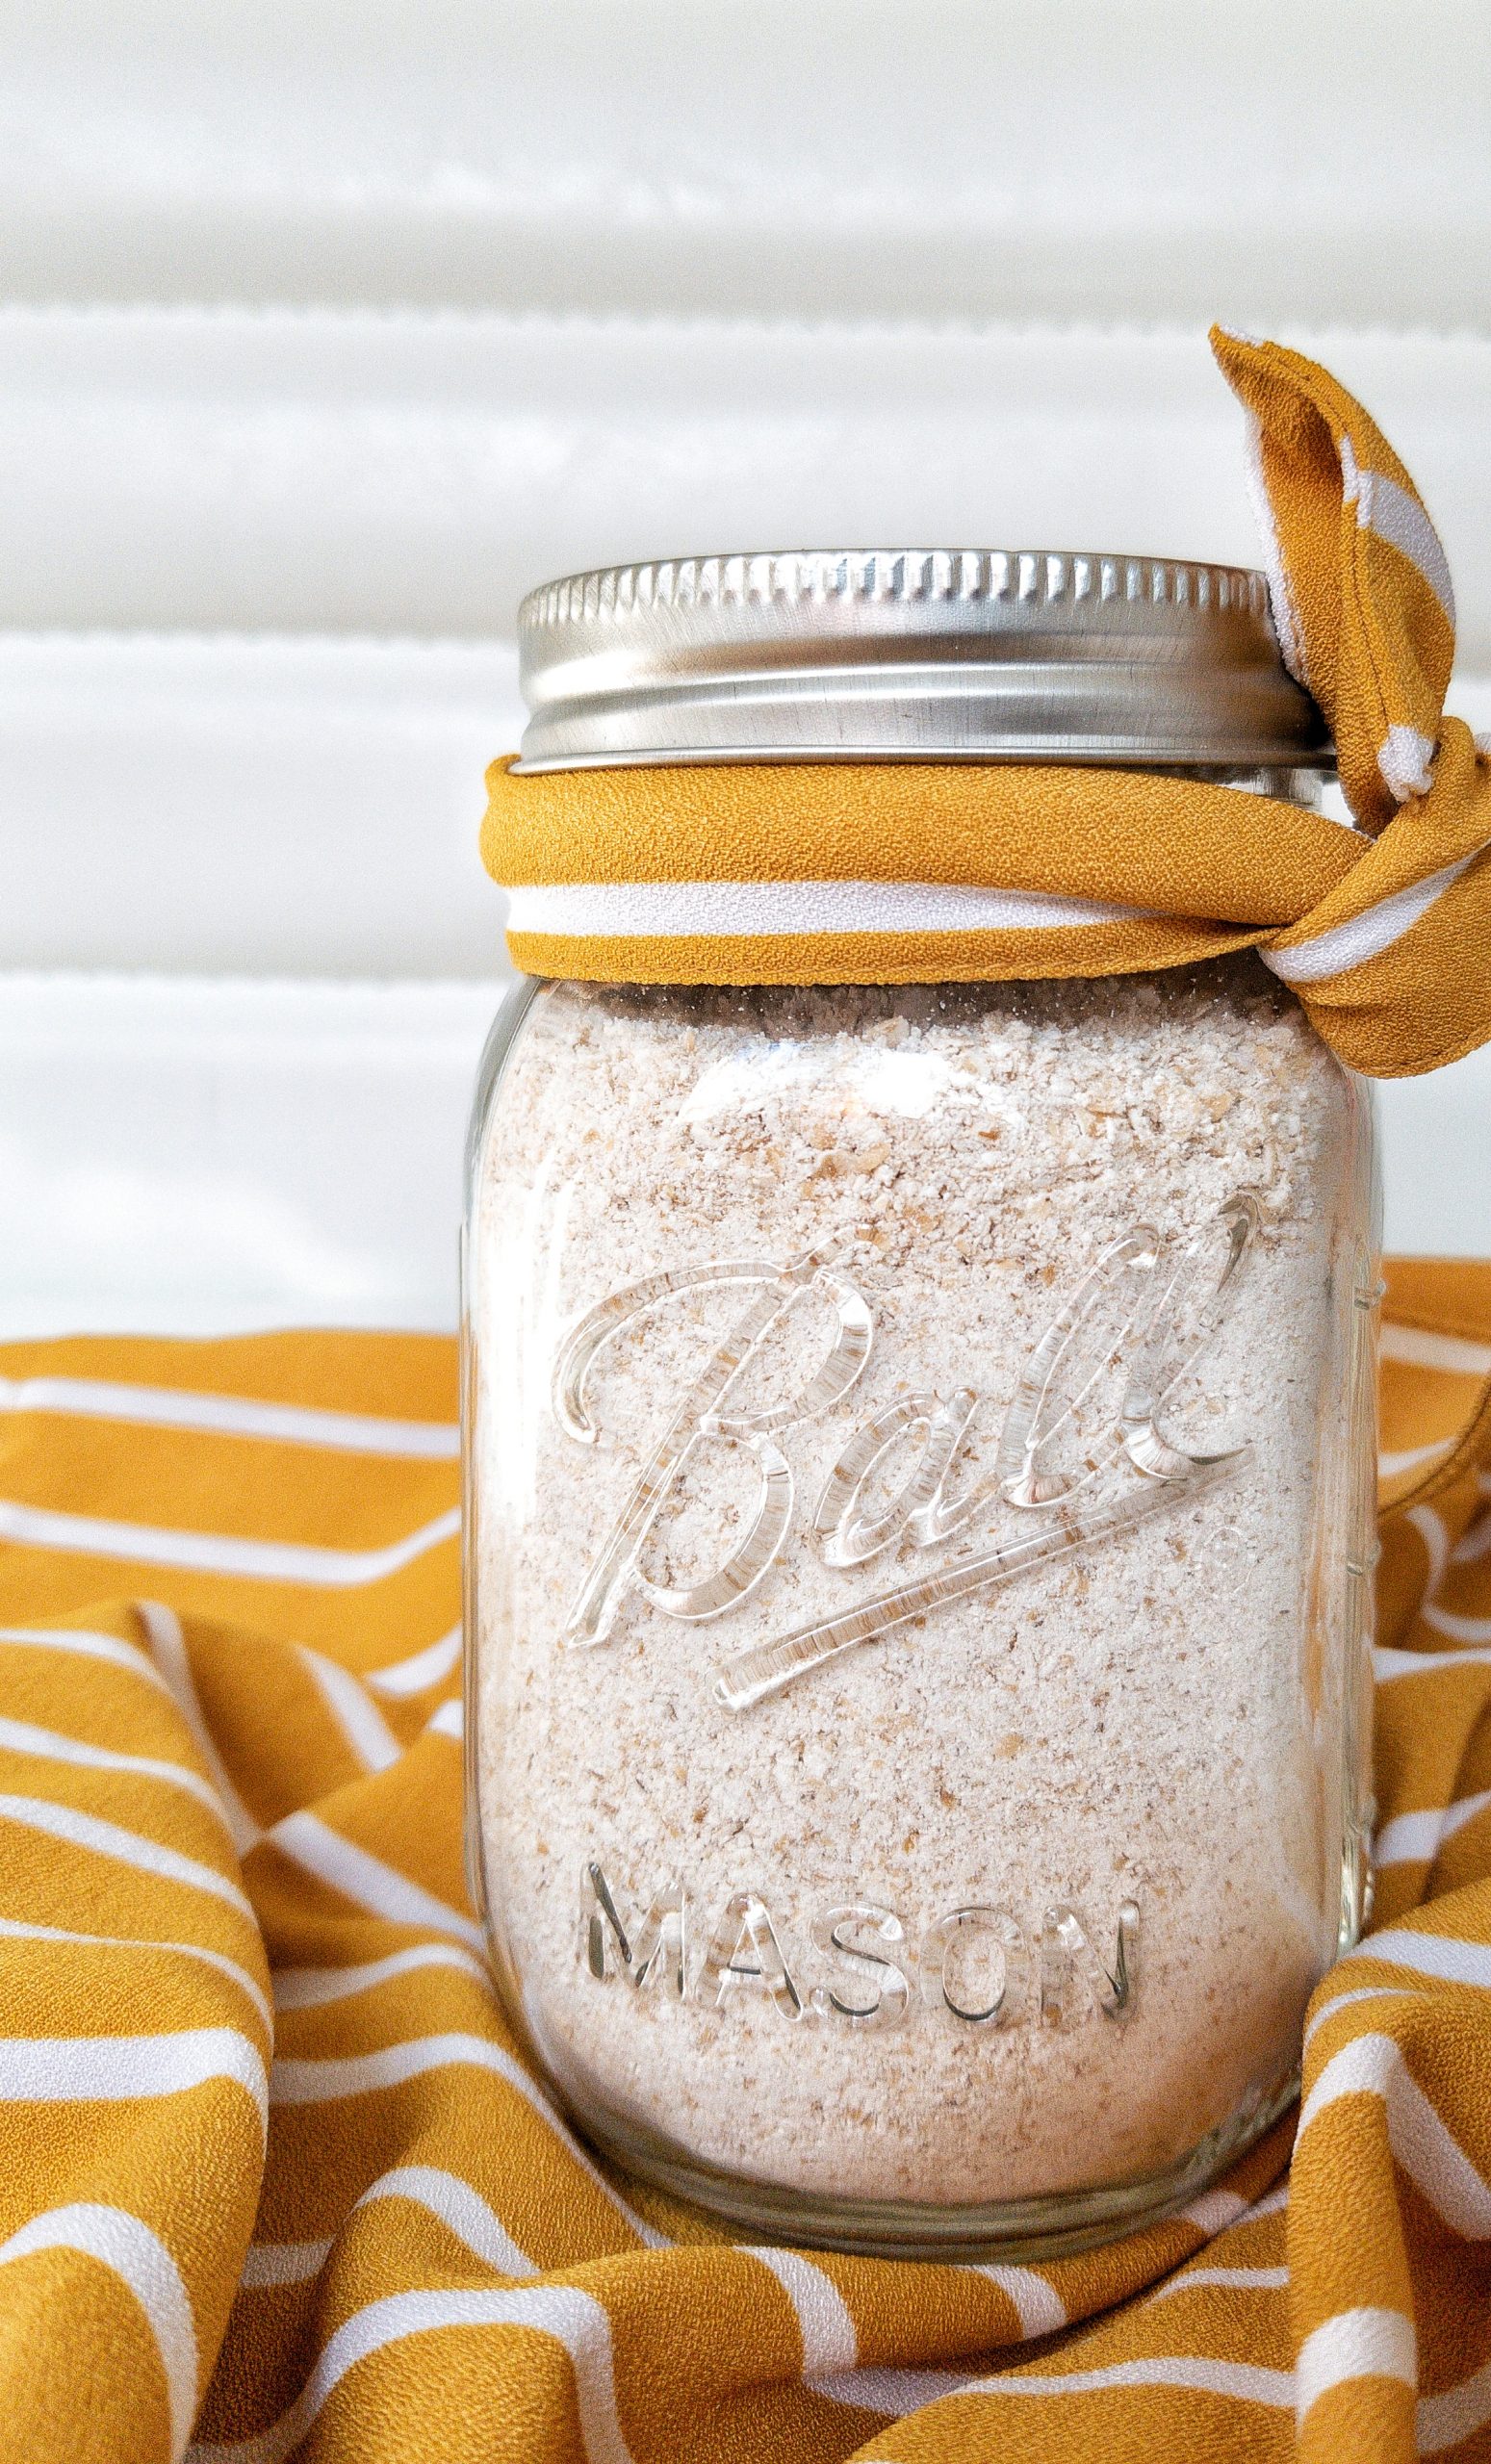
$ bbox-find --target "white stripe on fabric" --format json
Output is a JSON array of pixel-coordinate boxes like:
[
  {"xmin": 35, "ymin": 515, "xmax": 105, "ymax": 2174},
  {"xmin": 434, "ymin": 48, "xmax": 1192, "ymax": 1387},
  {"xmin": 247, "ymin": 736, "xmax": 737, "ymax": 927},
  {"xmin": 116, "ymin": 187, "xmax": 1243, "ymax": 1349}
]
[
  {"xmin": 1375, "ymin": 1642, "xmax": 1491, "ymax": 1681},
  {"xmin": 0, "ymin": 1792, "xmax": 254, "ymax": 1922},
  {"xmin": 960, "ymin": 2354, "xmax": 1294, "ymax": 2407},
  {"xmin": 366, "ymin": 1626, "xmax": 462, "ymax": 1699},
  {"xmin": 1421, "ymin": 2352, "xmax": 1491, "ymax": 2453},
  {"xmin": 0, "ymin": 1713, "xmax": 234, "ymax": 1834},
  {"xmin": 1451, "ymin": 1511, "xmax": 1491, "ymax": 1564},
  {"xmin": 748, "ymin": 2247, "xmax": 858, "ymax": 2374},
  {"xmin": 0, "ymin": 2029, "xmax": 267, "ymax": 2132},
  {"xmin": 0, "ymin": 1912, "xmax": 270, "ymax": 2035},
  {"xmin": 1354, "ymin": 468, "xmax": 1456, "ymax": 629},
  {"xmin": 1351, "ymin": 1927, "xmax": 1491, "ymax": 1990},
  {"xmin": 1375, "ymin": 1788, "xmax": 1491, "ymax": 1868},
  {"xmin": 1303, "ymin": 1985, "xmax": 1415, "ymax": 2050},
  {"xmin": 0, "ymin": 1623, "xmax": 175, "ymax": 1697},
  {"xmin": 295, "ymin": 1649, "xmax": 403, "ymax": 1774},
  {"xmin": 1378, "ymin": 725, "xmax": 1438, "ymax": 803},
  {"xmin": 1422, "ymin": 1603, "xmax": 1491, "ymax": 1643},
  {"xmin": 1243, "ymin": 397, "xmax": 1308, "ymax": 687},
  {"xmin": 1380, "ymin": 1439, "xmax": 1452, "ymax": 1478},
  {"xmin": 0, "ymin": 1373, "xmax": 458, "ymax": 1459},
  {"xmin": 272, "ymin": 1942, "xmax": 490, "ymax": 2012},
  {"xmin": 0, "ymin": 1500, "xmax": 460, "ymax": 1588},
  {"xmin": 240, "ymin": 2238, "xmax": 333, "ymax": 2290},
  {"xmin": 967, "ymin": 2265, "xmax": 1067, "ymax": 2338},
  {"xmin": 0, "ymin": 2202, "xmax": 198, "ymax": 2459},
  {"xmin": 1298, "ymin": 2035, "xmax": 1491, "ymax": 2238},
  {"xmin": 1296, "ymin": 2306, "xmax": 1417, "ymax": 2424},
  {"xmin": 504, "ymin": 879, "xmax": 1151, "ymax": 940},
  {"xmin": 1263, "ymin": 844, "xmax": 1486, "ymax": 985},
  {"xmin": 267, "ymin": 2030, "xmax": 667, "ymax": 2248},
  {"xmin": 136, "ymin": 1604, "xmax": 262, "ymax": 1854},
  {"xmin": 269, "ymin": 1810, "xmax": 485, "ymax": 1953},
  {"xmin": 1380, "ymin": 1323, "xmax": 1491, "ymax": 1376},
  {"xmin": 1243, "ymin": 2183, "xmax": 1290, "ymax": 2220},
  {"xmin": 1180, "ymin": 2188, "xmax": 1248, "ymax": 2235},
  {"xmin": 1300, "ymin": 2035, "xmax": 1402, "ymax": 2128},
  {"xmin": 808, "ymin": 2364, "xmax": 973, "ymax": 2414},
  {"xmin": 185, "ymin": 2285, "xmax": 635, "ymax": 2464},
  {"xmin": 1151, "ymin": 2265, "xmax": 1289, "ymax": 2298},
  {"xmin": 424, "ymin": 1697, "xmax": 463, "ymax": 1740},
  {"xmin": 270, "ymin": 2034, "xmax": 572, "ymax": 2113},
  {"xmin": 356, "ymin": 2164, "xmax": 538, "ymax": 2279}
]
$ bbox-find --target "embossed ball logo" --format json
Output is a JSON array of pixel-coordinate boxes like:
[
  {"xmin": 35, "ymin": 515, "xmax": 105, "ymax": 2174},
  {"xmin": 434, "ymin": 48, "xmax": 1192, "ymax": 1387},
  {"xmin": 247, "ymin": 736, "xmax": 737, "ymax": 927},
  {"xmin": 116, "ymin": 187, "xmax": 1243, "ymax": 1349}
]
[{"xmin": 553, "ymin": 1194, "xmax": 1261, "ymax": 1708}]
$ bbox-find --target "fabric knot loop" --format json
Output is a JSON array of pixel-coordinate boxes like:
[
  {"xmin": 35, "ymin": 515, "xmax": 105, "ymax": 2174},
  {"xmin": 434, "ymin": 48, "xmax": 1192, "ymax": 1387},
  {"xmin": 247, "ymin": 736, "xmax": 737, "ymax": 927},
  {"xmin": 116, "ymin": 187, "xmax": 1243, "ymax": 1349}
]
[
  {"xmin": 1258, "ymin": 715, "xmax": 1491, "ymax": 1071},
  {"xmin": 481, "ymin": 332, "xmax": 1490, "ymax": 1082}
]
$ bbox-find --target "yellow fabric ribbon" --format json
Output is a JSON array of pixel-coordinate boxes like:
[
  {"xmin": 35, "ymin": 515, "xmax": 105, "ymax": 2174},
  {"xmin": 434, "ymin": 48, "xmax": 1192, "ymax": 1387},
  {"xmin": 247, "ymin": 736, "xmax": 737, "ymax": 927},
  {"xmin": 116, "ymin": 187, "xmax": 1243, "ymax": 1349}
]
[
  {"xmin": 0, "ymin": 1294, "xmax": 1489, "ymax": 2461},
  {"xmin": 482, "ymin": 332, "xmax": 1491, "ymax": 1081}
]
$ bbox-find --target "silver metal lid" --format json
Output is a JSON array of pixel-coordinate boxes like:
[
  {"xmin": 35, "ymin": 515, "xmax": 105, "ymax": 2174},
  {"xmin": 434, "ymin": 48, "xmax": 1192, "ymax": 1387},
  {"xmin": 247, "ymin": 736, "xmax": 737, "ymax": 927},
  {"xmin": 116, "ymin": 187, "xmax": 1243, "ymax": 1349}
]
[{"xmin": 513, "ymin": 549, "xmax": 1332, "ymax": 772}]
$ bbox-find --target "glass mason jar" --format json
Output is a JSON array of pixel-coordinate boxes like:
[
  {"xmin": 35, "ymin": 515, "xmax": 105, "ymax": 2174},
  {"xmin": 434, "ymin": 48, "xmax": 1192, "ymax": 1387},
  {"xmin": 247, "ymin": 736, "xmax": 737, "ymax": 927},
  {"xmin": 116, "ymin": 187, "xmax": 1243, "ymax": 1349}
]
[{"xmin": 463, "ymin": 552, "xmax": 1378, "ymax": 2260}]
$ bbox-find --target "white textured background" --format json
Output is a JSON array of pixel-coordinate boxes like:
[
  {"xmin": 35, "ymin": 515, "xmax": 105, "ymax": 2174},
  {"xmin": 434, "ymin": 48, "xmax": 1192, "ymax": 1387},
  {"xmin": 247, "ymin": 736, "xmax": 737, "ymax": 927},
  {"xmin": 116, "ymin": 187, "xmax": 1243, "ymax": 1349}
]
[{"xmin": 3, "ymin": 1, "xmax": 1489, "ymax": 1330}]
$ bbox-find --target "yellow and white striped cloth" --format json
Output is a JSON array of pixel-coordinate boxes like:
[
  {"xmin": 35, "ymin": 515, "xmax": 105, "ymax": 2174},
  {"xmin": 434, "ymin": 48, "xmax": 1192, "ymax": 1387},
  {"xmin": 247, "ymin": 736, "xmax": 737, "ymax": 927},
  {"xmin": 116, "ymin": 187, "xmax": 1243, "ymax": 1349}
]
[
  {"xmin": 1, "ymin": 1291, "xmax": 1491, "ymax": 2463},
  {"xmin": 483, "ymin": 331, "xmax": 1491, "ymax": 1083}
]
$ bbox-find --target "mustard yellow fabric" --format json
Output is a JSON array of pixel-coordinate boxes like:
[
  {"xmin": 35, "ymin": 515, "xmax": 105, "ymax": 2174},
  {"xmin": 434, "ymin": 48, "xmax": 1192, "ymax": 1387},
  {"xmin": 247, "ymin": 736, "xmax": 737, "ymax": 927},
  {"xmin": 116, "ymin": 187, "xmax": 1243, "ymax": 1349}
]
[
  {"xmin": 481, "ymin": 331, "xmax": 1491, "ymax": 1083},
  {"xmin": 0, "ymin": 1296, "xmax": 1489, "ymax": 2463}
]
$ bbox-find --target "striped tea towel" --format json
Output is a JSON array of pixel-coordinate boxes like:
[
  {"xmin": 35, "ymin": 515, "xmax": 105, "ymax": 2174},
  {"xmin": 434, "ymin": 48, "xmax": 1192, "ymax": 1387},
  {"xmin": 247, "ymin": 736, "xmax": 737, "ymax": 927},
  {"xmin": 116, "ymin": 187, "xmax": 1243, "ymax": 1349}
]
[{"xmin": 1, "ymin": 1290, "xmax": 1491, "ymax": 2462}]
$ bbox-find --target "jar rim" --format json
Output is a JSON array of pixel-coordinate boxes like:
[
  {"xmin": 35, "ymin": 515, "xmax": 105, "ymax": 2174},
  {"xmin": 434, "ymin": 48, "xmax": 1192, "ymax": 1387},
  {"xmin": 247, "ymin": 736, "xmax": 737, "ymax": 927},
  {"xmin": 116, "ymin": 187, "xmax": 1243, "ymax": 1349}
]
[{"xmin": 514, "ymin": 548, "xmax": 1334, "ymax": 773}]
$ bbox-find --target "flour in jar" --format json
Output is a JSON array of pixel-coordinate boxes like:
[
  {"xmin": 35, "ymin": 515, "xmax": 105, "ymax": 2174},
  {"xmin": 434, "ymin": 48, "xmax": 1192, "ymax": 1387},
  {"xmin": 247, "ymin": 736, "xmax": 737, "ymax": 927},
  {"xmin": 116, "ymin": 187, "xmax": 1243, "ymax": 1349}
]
[{"xmin": 469, "ymin": 961, "xmax": 1368, "ymax": 2213}]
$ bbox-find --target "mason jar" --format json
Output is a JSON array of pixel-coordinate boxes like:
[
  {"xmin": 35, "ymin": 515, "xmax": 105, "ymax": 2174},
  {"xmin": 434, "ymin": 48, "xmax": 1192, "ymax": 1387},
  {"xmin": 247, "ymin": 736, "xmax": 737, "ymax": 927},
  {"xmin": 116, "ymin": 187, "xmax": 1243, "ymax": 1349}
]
[{"xmin": 463, "ymin": 551, "xmax": 1378, "ymax": 2259}]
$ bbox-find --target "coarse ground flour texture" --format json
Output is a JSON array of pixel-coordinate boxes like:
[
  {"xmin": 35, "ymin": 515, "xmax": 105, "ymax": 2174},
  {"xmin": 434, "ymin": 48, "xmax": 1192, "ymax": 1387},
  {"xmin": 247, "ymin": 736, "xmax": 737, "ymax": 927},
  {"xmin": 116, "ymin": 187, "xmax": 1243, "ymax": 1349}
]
[{"xmin": 471, "ymin": 960, "xmax": 1367, "ymax": 2214}]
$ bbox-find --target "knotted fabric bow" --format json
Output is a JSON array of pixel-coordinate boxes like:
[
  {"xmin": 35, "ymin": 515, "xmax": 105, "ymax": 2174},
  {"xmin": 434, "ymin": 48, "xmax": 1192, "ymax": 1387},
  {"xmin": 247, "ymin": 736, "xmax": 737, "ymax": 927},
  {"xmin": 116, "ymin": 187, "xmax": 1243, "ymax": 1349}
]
[{"xmin": 482, "ymin": 332, "xmax": 1490, "ymax": 1080}]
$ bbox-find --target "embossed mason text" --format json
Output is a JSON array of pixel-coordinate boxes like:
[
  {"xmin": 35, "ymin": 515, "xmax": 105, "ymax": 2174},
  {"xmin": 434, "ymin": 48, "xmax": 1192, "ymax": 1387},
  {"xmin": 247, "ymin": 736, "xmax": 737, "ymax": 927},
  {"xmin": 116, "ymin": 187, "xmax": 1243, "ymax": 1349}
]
[{"xmin": 581, "ymin": 1861, "xmax": 1139, "ymax": 2031}]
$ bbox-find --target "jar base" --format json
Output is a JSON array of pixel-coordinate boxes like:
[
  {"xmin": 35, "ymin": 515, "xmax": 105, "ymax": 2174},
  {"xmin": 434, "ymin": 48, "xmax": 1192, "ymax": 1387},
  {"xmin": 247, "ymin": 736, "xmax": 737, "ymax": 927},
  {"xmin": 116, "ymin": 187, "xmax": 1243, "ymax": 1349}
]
[{"xmin": 573, "ymin": 2071, "xmax": 1300, "ymax": 2263}]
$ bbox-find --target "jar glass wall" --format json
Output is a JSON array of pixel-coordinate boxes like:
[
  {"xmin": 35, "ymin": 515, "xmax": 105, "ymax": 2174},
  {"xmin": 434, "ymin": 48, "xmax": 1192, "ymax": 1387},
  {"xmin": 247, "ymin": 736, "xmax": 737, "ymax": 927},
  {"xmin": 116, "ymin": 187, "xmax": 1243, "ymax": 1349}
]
[{"xmin": 462, "ymin": 959, "xmax": 1377, "ymax": 2259}]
